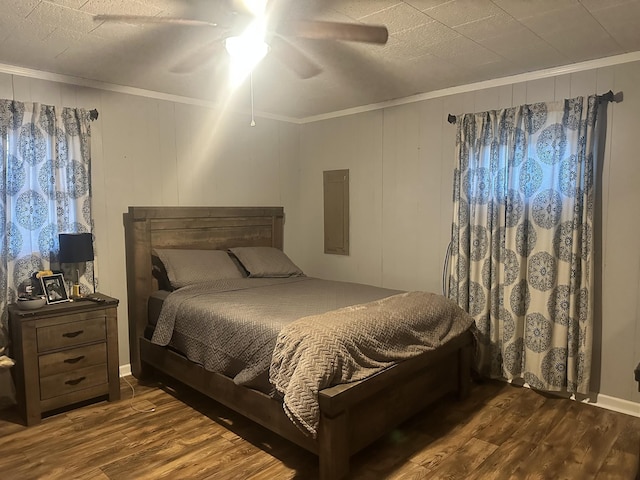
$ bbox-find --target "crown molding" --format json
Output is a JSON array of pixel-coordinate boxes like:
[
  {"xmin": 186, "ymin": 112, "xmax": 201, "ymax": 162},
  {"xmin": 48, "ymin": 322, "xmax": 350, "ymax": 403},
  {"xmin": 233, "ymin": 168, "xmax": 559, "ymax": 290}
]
[
  {"xmin": 299, "ymin": 51, "xmax": 640, "ymax": 124},
  {"xmin": 2, "ymin": 50, "xmax": 640, "ymax": 126},
  {"xmin": 0, "ymin": 62, "xmax": 297, "ymax": 124}
]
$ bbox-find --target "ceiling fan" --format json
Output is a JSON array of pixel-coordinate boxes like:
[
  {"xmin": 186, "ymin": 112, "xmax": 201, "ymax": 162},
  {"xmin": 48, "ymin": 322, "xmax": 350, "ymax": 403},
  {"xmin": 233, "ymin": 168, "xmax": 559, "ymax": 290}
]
[{"xmin": 93, "ymin": 0, "xmax": 389, "ymax": 81}]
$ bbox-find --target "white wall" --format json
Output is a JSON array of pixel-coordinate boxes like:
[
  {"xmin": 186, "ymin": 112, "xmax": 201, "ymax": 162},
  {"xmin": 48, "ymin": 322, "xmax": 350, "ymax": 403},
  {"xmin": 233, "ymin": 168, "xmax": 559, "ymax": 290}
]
[
  {"xmin": 293, "ymin": 112, "xmax": 385, "ymax": 285},
  {"xmin": 0, "ymin": 73, "xmax": 301, "ymax": 367},
  {"xmin": 295, "ymin": 62, "xmax": 640, "ymax": 406}
]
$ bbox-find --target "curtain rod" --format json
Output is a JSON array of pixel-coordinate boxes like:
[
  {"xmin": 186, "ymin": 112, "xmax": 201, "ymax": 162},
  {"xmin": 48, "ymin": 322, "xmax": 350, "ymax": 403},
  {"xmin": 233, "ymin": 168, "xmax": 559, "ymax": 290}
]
[
  {"xmin": 446, "ymin": 90, "xmax": 622, "ymax": 124},
  {"xmin": 1, "ymin": 101, "xmax": 99, "ymax": 121}
]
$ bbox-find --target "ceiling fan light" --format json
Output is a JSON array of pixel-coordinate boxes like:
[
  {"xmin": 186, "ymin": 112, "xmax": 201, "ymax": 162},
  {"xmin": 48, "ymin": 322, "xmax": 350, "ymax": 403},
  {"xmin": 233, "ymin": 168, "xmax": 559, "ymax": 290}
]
[
  {"xmin": 240, "ymin": 0, "xmax": 267, "ymax": 16},
  {"xmin": 226, "ymin": 36, "xmax": 268, "ymax": 87},
  {"xmin": 225, "ymin": 36, "xmax": 268, "ymax": 59}
]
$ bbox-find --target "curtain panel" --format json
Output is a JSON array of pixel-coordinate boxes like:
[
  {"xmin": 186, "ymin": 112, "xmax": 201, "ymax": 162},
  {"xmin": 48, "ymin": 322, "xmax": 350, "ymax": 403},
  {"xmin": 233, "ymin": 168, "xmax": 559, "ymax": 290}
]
[
  {"xmin": 0, "ymin": 100, "xmax": 95, "ymax": 348},
  {"xmin": 448, "ymin": 95, "xmax": 599, "ymax": 395}
]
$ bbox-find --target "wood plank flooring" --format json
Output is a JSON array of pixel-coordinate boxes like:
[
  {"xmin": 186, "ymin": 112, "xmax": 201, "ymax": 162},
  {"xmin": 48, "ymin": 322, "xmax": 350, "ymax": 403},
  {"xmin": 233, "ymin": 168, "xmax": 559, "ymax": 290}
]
[{"xmin": 0, "ymin": 376, "xmax": 638, "ymax": 479}]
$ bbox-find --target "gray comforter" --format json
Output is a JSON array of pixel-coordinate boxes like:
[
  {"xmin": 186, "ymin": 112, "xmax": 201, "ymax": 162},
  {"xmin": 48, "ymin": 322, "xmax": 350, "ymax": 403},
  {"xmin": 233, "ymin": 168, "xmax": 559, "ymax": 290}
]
[
  {"xmin": 151, "ymin": 278, "xmax": 474, "ymax": 437},
  {"xmin": 151, "ymin": 277, "xmax": 401, "ymax": 390}
]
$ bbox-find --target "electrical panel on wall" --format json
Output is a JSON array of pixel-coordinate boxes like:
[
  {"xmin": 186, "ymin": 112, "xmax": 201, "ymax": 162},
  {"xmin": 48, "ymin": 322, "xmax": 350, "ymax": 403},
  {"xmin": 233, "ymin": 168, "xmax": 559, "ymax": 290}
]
[{"xmin": 323, "ymin": 169, "xmax": 349, "ymax": 255}]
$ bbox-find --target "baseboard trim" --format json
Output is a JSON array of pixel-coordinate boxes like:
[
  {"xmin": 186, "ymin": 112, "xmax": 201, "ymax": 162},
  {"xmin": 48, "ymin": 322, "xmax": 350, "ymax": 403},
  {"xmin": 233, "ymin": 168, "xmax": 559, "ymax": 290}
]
[
  {"xmin": 119, "ymin": 364, "xmax": 132, "ymax": 378},
  {"xmin": 592, "ymin": 393, "xmax": 640, "ymax": 418},
  {"xmin": 503, "ymin": 378, "xmax": 640, "ymax": 418}
]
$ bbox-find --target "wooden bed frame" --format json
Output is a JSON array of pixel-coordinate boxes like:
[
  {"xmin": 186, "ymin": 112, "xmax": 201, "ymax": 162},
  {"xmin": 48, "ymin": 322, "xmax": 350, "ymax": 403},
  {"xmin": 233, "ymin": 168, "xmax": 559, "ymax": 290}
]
[{"xmin": 124, "ymin": 206, "xmax": 473, "ymax": 479}]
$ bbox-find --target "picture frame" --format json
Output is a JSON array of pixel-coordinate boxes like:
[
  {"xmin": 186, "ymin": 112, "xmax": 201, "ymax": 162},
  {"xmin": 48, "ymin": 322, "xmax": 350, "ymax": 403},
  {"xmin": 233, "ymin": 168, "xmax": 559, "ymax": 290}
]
[{"xmin": 41, "ymin": 273, "xmax": 70, "ymax": 304}]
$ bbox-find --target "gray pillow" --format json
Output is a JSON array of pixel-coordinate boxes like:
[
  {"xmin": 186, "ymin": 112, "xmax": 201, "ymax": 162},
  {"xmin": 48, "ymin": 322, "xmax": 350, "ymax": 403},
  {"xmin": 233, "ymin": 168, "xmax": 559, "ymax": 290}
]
[
  {"xmin": 229, "ymin": 247, "xmax": 304, "ymax": 278},
  {"xmin": 154, "ymin": 249, "xmax": 244, "ymax": 289}
]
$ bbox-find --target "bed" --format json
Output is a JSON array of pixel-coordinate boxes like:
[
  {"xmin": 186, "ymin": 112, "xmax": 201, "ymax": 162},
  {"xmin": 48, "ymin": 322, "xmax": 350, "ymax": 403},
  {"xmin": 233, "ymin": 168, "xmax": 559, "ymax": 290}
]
[{"xmin": 124, "ymin": 206, "xmax": 474, "ymax": 479}]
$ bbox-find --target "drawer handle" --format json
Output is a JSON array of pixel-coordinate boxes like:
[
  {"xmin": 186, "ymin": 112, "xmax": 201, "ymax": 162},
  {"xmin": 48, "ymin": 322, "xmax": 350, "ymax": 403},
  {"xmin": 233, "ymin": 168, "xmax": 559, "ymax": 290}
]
[
  {"xmin": 62, "ymin": 330, "xmax": 84, "ymax": 338},
  {"xmin": 65, "ymin": 376, "xmax": 86, "ymax": 386},
  {"xmin": 63, "ymin": 355, "xmax": 85, "ymax": 364}
]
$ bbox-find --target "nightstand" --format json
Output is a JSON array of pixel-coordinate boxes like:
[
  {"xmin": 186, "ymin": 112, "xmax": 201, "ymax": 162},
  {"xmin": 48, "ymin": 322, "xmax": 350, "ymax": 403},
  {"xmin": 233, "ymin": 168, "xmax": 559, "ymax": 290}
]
[{"xmin": 8, "ymin": 294, "xmax": 120, "ymax": 425}]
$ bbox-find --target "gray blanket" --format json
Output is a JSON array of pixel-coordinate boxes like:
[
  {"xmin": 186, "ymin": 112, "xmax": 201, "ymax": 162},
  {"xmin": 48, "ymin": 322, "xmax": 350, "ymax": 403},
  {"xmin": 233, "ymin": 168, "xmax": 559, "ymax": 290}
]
[
  {"xmin": 151, "ymin": 277, "xmax": 401, "ymax": 391},
  {"xmin": 269, "ymin": 291, "xmax": 475, "ymax": 437},
  {"xmin": 151, "ymin": 278, "xmax": 473, "ymax": 438}
]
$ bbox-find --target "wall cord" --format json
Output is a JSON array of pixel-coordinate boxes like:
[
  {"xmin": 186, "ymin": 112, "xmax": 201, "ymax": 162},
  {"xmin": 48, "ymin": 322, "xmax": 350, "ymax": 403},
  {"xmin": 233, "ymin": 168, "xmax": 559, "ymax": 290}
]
[
  {"xmin": 122, "ymin": 375, "xmax": 156, "ymax": 413},
  {"xmin": 442, "ymin": 241, "xmax": 452, "ymax": 298}
]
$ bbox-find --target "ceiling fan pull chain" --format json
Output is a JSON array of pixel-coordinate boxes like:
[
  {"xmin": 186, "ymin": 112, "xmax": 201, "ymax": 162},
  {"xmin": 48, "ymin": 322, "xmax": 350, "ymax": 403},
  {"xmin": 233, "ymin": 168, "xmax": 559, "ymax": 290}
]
[{"xmin": 250, "ymin": 72, "xmax": 256, "ymax": 127}]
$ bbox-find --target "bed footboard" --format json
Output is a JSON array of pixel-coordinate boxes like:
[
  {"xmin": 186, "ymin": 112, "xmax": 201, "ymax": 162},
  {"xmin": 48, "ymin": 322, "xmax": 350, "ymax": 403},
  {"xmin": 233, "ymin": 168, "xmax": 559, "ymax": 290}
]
[
  {"xmin": 137, "ymin": 330, "xmax": 471, "ymax": 479},
  {"xmin": 317, "ymin": 331, "xmax": 472, "ymax": 479}
]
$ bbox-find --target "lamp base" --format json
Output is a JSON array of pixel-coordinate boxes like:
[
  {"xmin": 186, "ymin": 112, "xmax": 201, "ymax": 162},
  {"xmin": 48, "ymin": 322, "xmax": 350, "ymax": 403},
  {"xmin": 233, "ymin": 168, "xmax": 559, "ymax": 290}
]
[{"xmin": 72, "ymin": 283, "xmax": 81, "ymax": 298}]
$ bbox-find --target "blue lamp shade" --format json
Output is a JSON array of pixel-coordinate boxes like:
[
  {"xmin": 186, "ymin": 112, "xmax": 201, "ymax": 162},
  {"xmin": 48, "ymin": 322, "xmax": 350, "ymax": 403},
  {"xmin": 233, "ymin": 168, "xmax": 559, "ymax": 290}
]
[{"xmin": 58, "ymin": 233, "xmax": 94, "ymax": 263}]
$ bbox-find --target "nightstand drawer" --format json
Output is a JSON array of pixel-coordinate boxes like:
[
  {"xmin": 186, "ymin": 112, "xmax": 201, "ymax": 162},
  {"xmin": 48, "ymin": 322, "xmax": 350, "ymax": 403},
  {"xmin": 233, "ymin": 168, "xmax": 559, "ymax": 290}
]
[
  {"xmin": 40, "ymin": 364, "xmax": 108, "ymax": 400},
  {"xmin": 37, "ymin": 316, "xmax": 106, "ymax": 352},
  {"xmin": 39, "ymin": 343, "xmax": 107, "ymax": 377}
]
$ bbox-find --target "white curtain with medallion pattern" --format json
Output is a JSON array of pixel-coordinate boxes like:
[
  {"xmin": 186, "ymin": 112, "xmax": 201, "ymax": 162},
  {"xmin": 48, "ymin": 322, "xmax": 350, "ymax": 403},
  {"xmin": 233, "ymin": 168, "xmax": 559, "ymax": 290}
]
[
  {"xmin": 0, "ymin": 100, "xmax": 95, "ymax": 356},
  {"xmin": 448, "ymin": 95, "xmax": 599, "ymax": 395}
]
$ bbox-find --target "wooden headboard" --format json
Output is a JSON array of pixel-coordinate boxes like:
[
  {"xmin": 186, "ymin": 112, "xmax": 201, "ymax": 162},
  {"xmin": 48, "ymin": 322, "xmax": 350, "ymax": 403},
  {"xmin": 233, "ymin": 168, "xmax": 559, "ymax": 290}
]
[{"xmin": 123, "ymin": 206, "xmax": 284, "ymax": 377}]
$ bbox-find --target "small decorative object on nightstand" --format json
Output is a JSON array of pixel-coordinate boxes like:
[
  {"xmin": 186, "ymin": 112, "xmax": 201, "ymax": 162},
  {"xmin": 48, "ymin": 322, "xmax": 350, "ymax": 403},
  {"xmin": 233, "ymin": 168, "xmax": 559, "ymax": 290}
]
[{"xmin": 8, "ymin": 293, "xmax": 120, "ymax": 426}]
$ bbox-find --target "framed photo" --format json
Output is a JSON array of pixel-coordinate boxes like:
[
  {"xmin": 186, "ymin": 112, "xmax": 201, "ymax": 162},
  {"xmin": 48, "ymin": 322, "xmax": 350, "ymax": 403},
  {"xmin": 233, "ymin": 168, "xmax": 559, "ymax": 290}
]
[{"xmin": 41, "ymin": 273, "xmax": 70, "ymax": 304}]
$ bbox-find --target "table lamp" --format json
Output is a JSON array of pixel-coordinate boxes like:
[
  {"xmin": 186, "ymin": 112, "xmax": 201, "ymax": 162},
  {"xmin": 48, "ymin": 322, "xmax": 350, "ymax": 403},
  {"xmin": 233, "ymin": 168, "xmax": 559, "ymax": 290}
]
[{"xmin": 58, "ymin": 232, "xmax": 95, "ymax": 298}]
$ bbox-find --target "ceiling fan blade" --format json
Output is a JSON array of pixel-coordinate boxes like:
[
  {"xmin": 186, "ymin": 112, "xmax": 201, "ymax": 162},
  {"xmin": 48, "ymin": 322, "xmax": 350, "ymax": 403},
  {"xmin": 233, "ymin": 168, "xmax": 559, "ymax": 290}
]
[
  {"xmin": 94, "ymin": 14, "xmax": 218, "ymax": 28},
  {"xmin": 170, "ymin": 39, "xmax": 226, "ymax": 74},
  {"xmin": 279, "ymin": 20, "xmax": 388, "ymax": 44},
  {"xmin": 269, "ymin": 36, "xmax": 322, "ymax": 79}
]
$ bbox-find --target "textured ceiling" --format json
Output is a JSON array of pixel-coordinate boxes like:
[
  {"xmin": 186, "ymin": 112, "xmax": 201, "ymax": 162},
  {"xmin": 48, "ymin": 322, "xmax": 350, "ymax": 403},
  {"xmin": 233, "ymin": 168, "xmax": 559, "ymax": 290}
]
[{"xmin": 1, "ymin": 0, "xmax": 640, "ymax": 119}]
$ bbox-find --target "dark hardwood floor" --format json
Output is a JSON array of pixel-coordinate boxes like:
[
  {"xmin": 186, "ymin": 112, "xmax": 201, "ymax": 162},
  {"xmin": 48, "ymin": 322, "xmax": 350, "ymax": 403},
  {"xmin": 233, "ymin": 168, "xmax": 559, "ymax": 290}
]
[{"xmin": 0, "ymin": 376, "xmax": 638, "ymax": 479}]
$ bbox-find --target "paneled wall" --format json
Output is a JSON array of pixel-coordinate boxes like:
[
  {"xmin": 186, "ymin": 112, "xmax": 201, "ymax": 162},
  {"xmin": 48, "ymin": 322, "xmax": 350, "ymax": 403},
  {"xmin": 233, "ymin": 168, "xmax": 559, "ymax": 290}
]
[
  {"xmin": 295, "ymin": 62, "xmax": 640, "ymax": 407},
  {"xmin": 1, "ymin": 59, "xmax": 638, "ymax": 410},
  {"xmin": 0, "ymin": 74, "xmax": 301, "ymax": 367}
]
